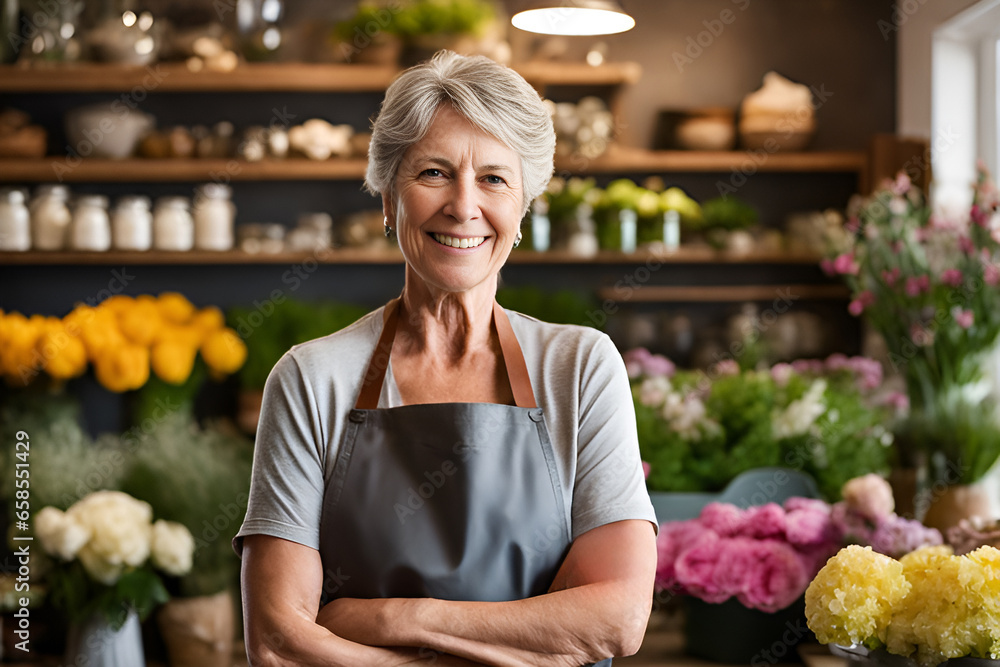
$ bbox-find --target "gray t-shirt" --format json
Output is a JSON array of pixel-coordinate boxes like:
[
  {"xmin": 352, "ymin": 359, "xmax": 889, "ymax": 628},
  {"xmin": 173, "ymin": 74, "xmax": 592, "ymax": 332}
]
[{"xmin": 234, "ymin": 306, "xmax": 656, "ymax": 557}]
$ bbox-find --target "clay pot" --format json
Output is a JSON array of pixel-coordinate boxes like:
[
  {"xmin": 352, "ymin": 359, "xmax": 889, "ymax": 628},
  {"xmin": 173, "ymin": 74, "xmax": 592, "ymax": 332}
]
[{"xmin": 157, "ymin": 590, "xmax": 235, "ymax": 667}]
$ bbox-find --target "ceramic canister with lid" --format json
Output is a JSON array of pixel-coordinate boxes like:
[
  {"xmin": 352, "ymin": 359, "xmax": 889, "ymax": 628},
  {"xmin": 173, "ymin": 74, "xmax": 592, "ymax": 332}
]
[
  {"xmin": 192, "ymin": 183, "xmax": 235, "ymax": 251},
  {"xmin": 29, "ymin": 184, "xmax": 72, "ymax": 250},
  {"xmin": 112, "ymin": 195, "xmax": 153, "ymax": 251},
  {"xmin": 0, "ymin": 187, "xmax": 31, "ymax": 251},
  {"xmin": 153, "ymin": 196, "xmax": 194, "ymax": 251},
  {"xmin": 69, "ymin": 194, "xmax": 111, "ymax": 251}
]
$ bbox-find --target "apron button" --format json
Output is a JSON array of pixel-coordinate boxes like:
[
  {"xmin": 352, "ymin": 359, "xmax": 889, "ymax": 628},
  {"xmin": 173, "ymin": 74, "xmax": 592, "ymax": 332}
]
[
  {"xmin": 348, "ymin": 410, "xmax": 366, "ymax": 423},
  {"xmin": 528, "ymin": 408, "xmax": 544, "ymax": 422}
]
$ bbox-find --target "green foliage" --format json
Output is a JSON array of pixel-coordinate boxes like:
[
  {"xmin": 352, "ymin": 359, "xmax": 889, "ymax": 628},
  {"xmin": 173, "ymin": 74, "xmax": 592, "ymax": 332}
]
[
  {"xmin": 496, "ymin": 286, "xmax": 600, "ymax": 329},
  {"xmin": 394, "ymin": 0, "xmax": 496, "ymax": 38},
  {"xmin": 47, "ymin": 561, "xmax": 169, "ymax": 630},
  {"xmin": 229, "ymin": 299, "xmax": 368, "ymax": 390},
  {"xmin": 120, "ymin": 411, "xmax": 253, "ymax": 597},
  {"xmin": 700, "ymin": 196, "xmax": 759, "ymax": 231}
]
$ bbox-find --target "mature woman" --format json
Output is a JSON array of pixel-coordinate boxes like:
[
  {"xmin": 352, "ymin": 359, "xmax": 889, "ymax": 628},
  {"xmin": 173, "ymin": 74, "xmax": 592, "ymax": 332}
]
[{"xmin": 235, "ymin": 51, "xmax": 657, "ymax": 667}]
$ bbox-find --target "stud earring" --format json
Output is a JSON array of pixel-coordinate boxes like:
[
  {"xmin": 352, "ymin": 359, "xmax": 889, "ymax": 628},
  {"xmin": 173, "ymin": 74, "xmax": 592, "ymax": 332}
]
[
  {"xmin": 384, "ymin": 217, "xmax": 393, "ymax": 238},
  {"xmin": 513, "ymin": 230, "xmax": 522, "ymax": 249}
]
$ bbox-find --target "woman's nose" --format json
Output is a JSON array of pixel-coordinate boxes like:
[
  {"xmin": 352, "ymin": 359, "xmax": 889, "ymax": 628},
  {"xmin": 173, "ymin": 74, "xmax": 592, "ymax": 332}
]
[{"xmin": 442, "ymin": 175, "xmax": 481, "ymax": 223}]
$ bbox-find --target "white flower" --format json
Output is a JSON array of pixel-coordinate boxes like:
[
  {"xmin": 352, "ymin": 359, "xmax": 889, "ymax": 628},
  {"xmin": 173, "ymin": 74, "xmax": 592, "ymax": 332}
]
[
  {"xmin": 661, "ymin": 393, "xmax": 708, "ymax": 441},
  {"xmin": 66, "ymin": 491, "xmax": 153, "ymax": 584},
  {"xmin": 150, "ymin": 520, "xmax": 195, "ymax": 576},
  {"xmin": 639, "ymin": 376, "xmax": 670, "ymax": 408},
  {"xmin": 773, "ymin": 379, "xmax": 827, "ymax": 439},
  {"xmin": 35, "ymin": 507, "xmax": 90, "ymax": 561}
]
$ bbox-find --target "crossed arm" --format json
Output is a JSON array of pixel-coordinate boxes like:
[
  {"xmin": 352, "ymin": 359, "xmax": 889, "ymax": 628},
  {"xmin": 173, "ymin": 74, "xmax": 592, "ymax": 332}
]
[{"xmin": 241, "ymin": 519, "xmax": 656, "ymax": 667}]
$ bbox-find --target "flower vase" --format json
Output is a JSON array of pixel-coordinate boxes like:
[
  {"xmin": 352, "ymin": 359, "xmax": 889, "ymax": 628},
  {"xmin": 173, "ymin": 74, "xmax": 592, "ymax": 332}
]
[
  {"xmin": 684, "ymin": 596, "xmax": 812, "ymax": 664},
  {"xmin": 921, "ymin": 483, "xmax": 993, "ymax": 533},
  {"xmin": 157, "ymin": 590, "xmax": 235, "ymax": 667},
  {"xmin": 64, "ymin": 608, "xmax": 144, "ymax": 667}
]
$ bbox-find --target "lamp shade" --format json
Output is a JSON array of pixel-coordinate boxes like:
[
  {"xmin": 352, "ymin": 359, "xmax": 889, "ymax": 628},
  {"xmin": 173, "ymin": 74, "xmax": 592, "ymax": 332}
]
[{"xmin": 511, "ymin": 0, "xmax": 635, "ymax": 36}]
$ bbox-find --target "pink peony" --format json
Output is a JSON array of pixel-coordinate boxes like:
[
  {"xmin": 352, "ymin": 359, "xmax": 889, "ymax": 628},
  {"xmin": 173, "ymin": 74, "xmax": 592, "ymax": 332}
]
[
  {"xmin": 674, "ymin": 533, "xmax": 729, "ymax": 603},
  {"xmin": 740, "ymin": 504, "xmax": 786, "ymax": 539},
  {"xmin": 736, "ymin": 540, "xmax": 809, "ymax": 612},
  {"xmin": 785, "ymin": 503, "xmax": 838, "ymax": 547},
  {"xmin": 655, "ymin": 521, "xmax": 714, "ymax": 591},
  {"xmin": 841, "ymin": 473, "xmax": 895, "ymax": 522},
  {"xmin": 699, "ymin": 502, "xmax": 745, "ymax": 537},
  {"xmin": 940, "ymin": 269, "xmax": 964, "ymax": 287},
  {"xmin": 711, "ymin": 537, "xmax": 760, "ymax": 598}
]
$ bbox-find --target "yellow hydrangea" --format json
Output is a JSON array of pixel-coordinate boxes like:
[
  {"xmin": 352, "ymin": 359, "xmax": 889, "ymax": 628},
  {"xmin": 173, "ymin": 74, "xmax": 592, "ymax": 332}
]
[
  {"xmin": 157, "ymin": 292, "xmax": 196, "ymax": 324},
  {"xmin": 200, "ymin": 328, "xmax": 247, "ymax": 377},
  {"xmin": 805, "ymin": 545, "xmax": 910, "ymax": 646},
  {"xmin": 151, "ymin": 340, "xmax": 197, "ymax": 385},
  {"xmin": 93, "ymin": 343, "xmax": 149, "ymax": 393}
]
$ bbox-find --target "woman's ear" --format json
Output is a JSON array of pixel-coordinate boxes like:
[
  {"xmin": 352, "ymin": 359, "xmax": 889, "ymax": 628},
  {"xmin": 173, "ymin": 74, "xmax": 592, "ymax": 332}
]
[{"xmin": 381, "ymin": 193, "xmax": 395, "ymax": 229}]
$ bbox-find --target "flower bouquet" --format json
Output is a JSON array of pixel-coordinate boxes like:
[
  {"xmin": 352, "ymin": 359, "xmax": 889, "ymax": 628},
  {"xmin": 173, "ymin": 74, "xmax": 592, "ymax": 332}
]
[
  {"xmin": 822, "ymin": 166, "xmax": 1000, "ymax": 485},
  {"xmin": 34, "ymin": 490, "xmax": 195, "ymax": 629},
  {"xmin": 626, "ymin": 348, "xmax": 897, "ymax": 500},
  {"xmin": 805, "ymin": 543, "xmax": 1000, "ymax": 667}
]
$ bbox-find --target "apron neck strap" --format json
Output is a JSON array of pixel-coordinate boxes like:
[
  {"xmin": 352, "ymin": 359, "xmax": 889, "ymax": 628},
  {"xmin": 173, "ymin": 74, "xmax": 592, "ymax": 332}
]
[{"xmin": 354, "ymin": 298, "xmax": 537, "ymax": 410}]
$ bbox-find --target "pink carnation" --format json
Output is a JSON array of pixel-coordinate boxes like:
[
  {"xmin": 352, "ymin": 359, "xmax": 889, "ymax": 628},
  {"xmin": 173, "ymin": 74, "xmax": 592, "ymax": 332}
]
[
  {"xmin": 739, "ymin": 503, "xmax": 786, "ymax": 539},
  {"xmin": 736, "ymin": 540, "xmax": 809, "ymax": 612},
  {"xmin": 699, "ymin": 502, "xmax": 745, "ymax": 537}
]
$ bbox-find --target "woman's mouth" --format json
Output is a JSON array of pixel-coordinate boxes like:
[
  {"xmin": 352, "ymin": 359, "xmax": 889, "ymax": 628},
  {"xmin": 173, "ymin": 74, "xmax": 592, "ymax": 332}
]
[{"xmin": 431, "ymin": 233, "xmax": 486, "ymax": 249}]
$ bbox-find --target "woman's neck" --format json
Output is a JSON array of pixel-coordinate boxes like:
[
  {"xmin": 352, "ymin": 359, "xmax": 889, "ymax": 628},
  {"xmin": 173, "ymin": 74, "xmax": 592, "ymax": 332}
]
[{"xmin": 397, "ymin": 275, "xmax": 498, "ymax": 359}]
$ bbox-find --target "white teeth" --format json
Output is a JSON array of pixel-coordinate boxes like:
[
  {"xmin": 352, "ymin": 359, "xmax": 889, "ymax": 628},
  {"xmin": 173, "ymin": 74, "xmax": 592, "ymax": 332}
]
[{"xmin": 433, "ymin": 233, "xmax": 485, "ymax": 249}]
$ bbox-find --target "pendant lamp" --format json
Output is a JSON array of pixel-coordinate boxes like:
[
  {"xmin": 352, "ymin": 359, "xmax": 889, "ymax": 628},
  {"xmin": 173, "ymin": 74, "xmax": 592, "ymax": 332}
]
[{"xmin": 511, "ymin": 0, "xmax": 635, "ymax": 36}]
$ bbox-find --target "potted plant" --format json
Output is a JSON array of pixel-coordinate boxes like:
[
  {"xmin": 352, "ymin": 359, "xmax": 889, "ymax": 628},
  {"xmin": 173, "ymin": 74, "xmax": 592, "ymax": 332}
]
[
  {"xmin": 332, "ymin": 1, "xmax": 405, "ymax": 65},
  {"xmin": 822, "ymin": 166, "xmax": 1000, "ymax": 530},
  {"xmin": 393, "ymin": 0, "xmax": 500, "ymax": 66}
]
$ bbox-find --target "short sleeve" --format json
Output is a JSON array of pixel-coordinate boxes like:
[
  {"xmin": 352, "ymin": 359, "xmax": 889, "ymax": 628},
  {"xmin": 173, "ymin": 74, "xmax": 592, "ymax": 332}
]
[
  {"xmin": 570, "ymin": 334, "xmax": 657, "ymax": 539},
  {"xmin": 233, "ymin": 352, "xmax": 328, "ymax": 556}
]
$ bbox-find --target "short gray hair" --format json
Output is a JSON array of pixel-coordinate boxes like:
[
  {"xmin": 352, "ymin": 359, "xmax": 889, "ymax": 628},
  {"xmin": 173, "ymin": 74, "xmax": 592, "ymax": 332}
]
[{"xmin": 365, "ymin": 50, "xmax": 555, "ymax": 215}]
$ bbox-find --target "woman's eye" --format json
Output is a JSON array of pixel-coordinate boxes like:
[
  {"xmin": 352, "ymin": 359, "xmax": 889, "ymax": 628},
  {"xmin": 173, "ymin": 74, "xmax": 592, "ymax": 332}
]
[
  {"xmin": 485, "ymin": 175, "xmax": 505, "ymax": 185},
  {"xmin": 422, "ymin": 169, "xmax": 442, "ymax": 178}
]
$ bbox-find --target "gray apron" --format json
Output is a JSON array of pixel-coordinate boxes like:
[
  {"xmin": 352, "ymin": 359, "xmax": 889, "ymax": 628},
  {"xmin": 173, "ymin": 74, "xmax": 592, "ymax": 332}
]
[{"xmin": 319, "ymin": 298, "xmax": 612, "ymax": 666}]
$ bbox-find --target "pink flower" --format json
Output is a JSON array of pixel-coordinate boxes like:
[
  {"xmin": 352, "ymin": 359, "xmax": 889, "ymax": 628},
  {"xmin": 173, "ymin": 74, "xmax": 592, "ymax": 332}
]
[
  {"xmin": 736, "ymin": 540, "xmax": 809, "ymax": 612},
  {"xmin": 841, "ymin": 473, "xmax": 895, "ymax": 522},
  {"xmin": 820, "ymin": 258, "xmax": 836, "ymax": 276},
  {"xmin": 699, "ymin": 502, "xmax": 745, "ymax": 537},
  {"xmin": 770, "ymin": 363, "xmax": 794, "ymax": 387},
  {"xmin": 655, "ymin": 521, "xmax": 714, "ymax": 591},
  {"xmin": 644, "ymin": 354, "xmax": 676, "ymax": 379},
  {"xmin": 869, "ymin": 515, "xmax": 943, "ymax": 558},
  {"xmin": 940, "ymin": 269, "xmax": 964, "ymax": 287},
  {"xmin": 791, "ymin": 359, "xmax": 824, "ymax": 375},
  {"xmin": 880, "ymin": 391, "xmax": 909, "ymax": 413},
  {"xmin": 739, "ymin": 504, "xmax": 786, "ymax": 539},
  {"xmin": 985, "ymin": 263, "xmax": 1000, "ymax": 286},
  {"xmin": 831, "ymin": 252, "xmax": 860, "ymax": 276},
  {"xmin": 674, "ymin": 533, "xmax": 729, "ymax": 603},
  {"xmin": 623, "ymin": 348, "xmax": 675, "ymax": 379},
  {"xmin": 891, "ymin": 172, "xmax": 912, "ymax": 195},
  {"xmin": 905, "ymin": 274, "xmax": 930, "ymax": 297},
  {"xmin": 642, "ymin": 461, "xmax": 651, "ymax": 479},
  {"xmin": 972, "ymin": 203, "xmax": 990, "ymax": 227},
  {"xmin": 784, "ymin": 503, "xmax": 837, "ymax": 547},
  {"xmin": 831, "ymin": 502, "xmax": 874, "ymax": 543},
  {"xmin": 954, "ymin": 308, "xmax": 974, "ymax": 329},
  {"xmin": 623, "ymin": 348, "xmax": 651, "ymax": 379},
  {"xmin": 711, "ymin": 537, "xmax": 760, "ymax": 598},
  {"xmin": 712, "ymin": 359, "xmax": 739, "ymax": 376},
  {"xmin": 845, "ymin": 217, "xmax": 861, "ymax": 234},
  {"xmin": 848, "ymin": 290, "xmax": 875, "ymax": 316},
  {"xmin": 881, "ymin": 267, "xmax": 901, "ymax": 286},
  {"xmin": 959, "ymin": 235, "xmax": 976, "ymax": 255}
]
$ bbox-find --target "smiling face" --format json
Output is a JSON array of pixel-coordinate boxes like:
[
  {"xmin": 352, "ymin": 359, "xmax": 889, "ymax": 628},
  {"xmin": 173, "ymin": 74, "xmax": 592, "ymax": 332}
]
[{"xmin": 385, "ymin": 103, "xmax": 524, "ymax": 300}]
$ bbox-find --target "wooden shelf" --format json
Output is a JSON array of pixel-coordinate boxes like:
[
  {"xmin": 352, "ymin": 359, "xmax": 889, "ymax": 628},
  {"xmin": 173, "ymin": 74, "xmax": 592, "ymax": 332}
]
[
  {"xmin": 0, "ymin": 157, "xmax": 369, "ymax": 182},
  {"xmin": 597, "ymin": 284, "xmax": 849, "ymax": 303},
  {"xmin": 0, "ymin": 248, "xmax": 824, "ymax": 266},
  {"xmin": 0, "ymin": 60, "xmax": 641, "ymax": 94},
  {"xmin": 558, "ymin": 145, "xmax": 868, "ymax": 174}
]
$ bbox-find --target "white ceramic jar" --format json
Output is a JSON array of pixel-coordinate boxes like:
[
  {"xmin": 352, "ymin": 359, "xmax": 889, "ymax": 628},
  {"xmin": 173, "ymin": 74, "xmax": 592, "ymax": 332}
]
[
  {"xmin": 153, "ymin": 196, "xmax": 194, "ymax": 251},
  {"xmin": 69, "ymin": 194, "xmax": 111, "ymax": 251},
  {"xmin": 193, "ymin": 183, "xmax": 235, "ymax": 251},
  {"xmin": 29, "ymin": 184, "xmax": 72, "ymax": 250},
  {"xmin": 0, "ymin": 188, "xmax": 31, "ymax": 251},
  {"xmin": 112, "ymin": 195, "xmax": 153, "ymax": 251}
]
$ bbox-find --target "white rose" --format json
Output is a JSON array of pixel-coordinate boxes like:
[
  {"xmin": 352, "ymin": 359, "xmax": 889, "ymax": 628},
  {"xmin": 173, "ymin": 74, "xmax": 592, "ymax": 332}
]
[
  {"xmin": 77, "ymin": 543, "xmax": 124, "ymax": 585},
  {"xmin": 35, "ymin": 507, "xmax": 91, "ymax": 561},
  {"xmin": 67, "ymin": 491, "xmax": 153, "ymax": 580},
  {"xmin": 151, "ymin": 520, "xmax": 195, "ymax": 576}
]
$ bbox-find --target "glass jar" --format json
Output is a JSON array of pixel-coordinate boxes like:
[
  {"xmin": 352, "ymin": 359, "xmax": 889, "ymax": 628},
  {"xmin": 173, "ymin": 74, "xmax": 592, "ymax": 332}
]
[
  {"xmin": 69, "ymin": 194, "xmax": 111, "ymax": 251},
  {"xmin": 0, "ymin": 188, "xmax": 31, "ymax": 251},
  {"xmin": 192, "ymin": 184, "xmax": 235, "ymax": 251},
  {"xmin": 30, "ymin": 185, "xmax": 72, "ymax": 250},
  {"xmin": 153, "ymin": 196, "xmax": 194, "ymax": 251},
  {"xmin": 662, "ymin": 209, "xmax": 681, "ymax": 250},
  {"xmin": 285, "ymin": 212, "xmax": 332, "ymax": 251},
  {"xmin": 112, "ymin": 195, "xmax": 153, "ymax": 251}
]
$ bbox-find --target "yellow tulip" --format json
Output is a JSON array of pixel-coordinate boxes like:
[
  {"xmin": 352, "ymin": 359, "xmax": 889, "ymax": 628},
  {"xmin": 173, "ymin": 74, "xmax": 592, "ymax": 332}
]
[
  {"xmin": 0, "ymin": 312, "xmax": 44, "ymax": 384},
  {"xmin": 191, "ymin": 306, "xmax": 225, "ymax": 333},
  {"xmin": 93, "ymin": 343, "xmax": 149, "ymax": 393},
  {"xmin": 200, "ymin": 328, "xmax": 247, "ymax": 376},
  {"xmin": 38, "ymin": 321, "xmax": 88, "ymax": 380},
  {"xmin": 100, "ymin": 294, "xmax": 134, "ymax": 314},
  {"xmin": 78, "ymin": 309, "xmax": 126, "ymax": 360},
  {"xmin": 151, "ymin": 340, "xmax": 197, "ymax": 385},
  {"xmin": 118, "ymin": 298, "xmax": 163, "ymax": 347},
  {"xmin": 158, "ymin": 324, "xmax": 205, "ymax": 348},
  {"xmin": 158, "ymin": 292, "xmax": 196, "ymax": 324}
]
